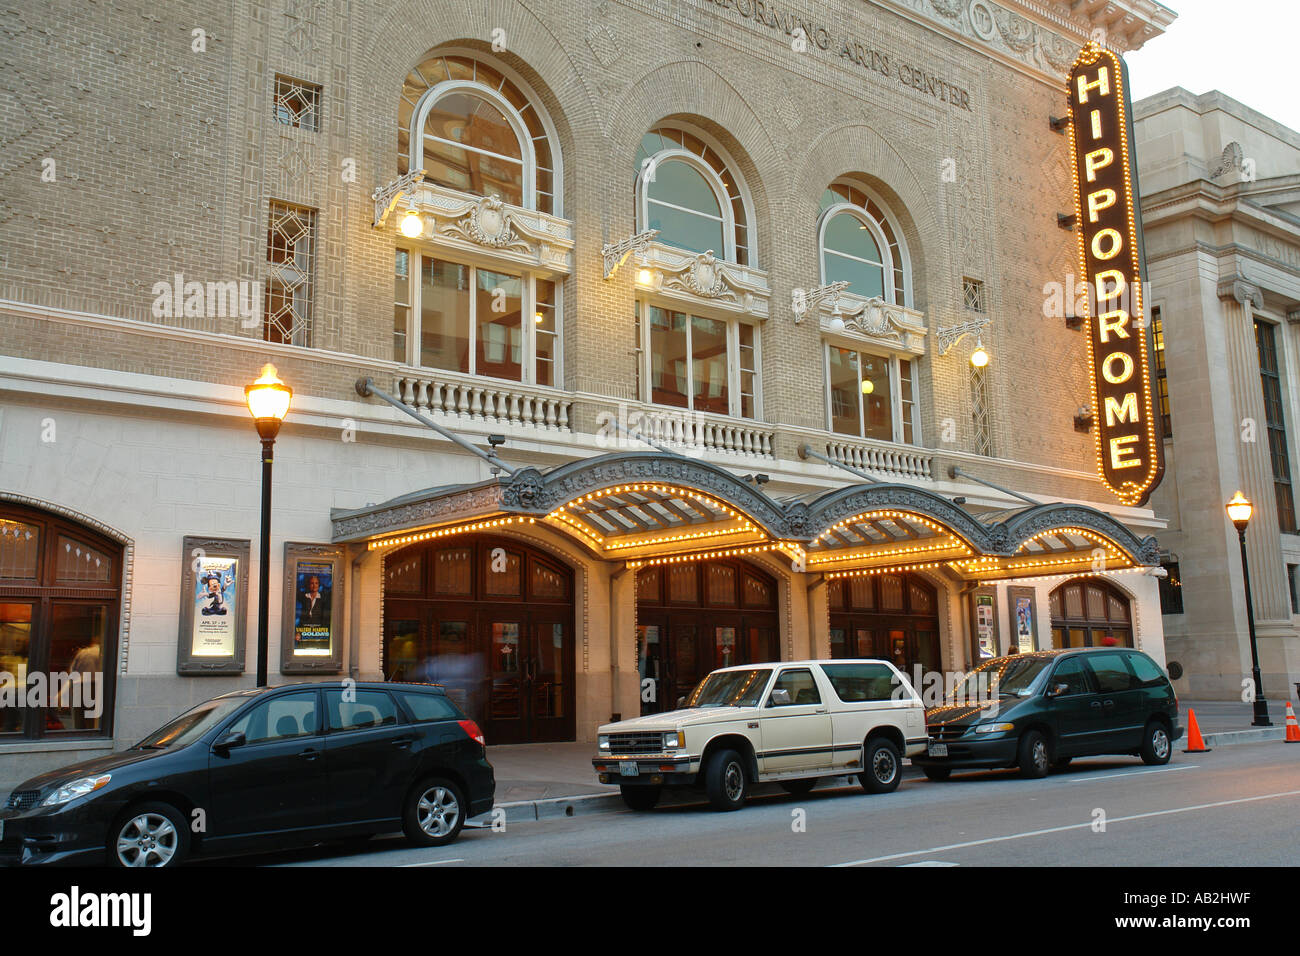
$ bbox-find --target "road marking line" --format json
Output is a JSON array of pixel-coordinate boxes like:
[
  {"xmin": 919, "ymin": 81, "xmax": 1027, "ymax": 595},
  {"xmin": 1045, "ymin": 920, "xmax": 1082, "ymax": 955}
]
[
  {"xmin": 1065, "ymin": 764, "xmax": 1197, "ymax": 782},
  {"xmin": 832, "ymin": 788, "xmax": 1300, "ymax": 867},
  {"xmin": 900, "ymin": 861, "xmax": 959, "ymax": 867},
  {"xmin": 399, "ymin": 858, "xmax": 465, "ymax": 867}
]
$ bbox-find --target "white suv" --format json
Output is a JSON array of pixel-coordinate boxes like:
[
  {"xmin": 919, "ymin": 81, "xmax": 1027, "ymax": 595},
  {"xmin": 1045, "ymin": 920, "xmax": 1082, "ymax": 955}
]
[{"xmin": 592, "ymin": 659, "xmax": 927, "ymax": 811}]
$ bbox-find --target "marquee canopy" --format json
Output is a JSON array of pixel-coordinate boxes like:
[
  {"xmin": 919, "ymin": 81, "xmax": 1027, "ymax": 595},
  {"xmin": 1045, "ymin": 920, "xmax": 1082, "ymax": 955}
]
[{"xmin": 330, "ymin": 451, "xmax": 1159, "ymax": 581}]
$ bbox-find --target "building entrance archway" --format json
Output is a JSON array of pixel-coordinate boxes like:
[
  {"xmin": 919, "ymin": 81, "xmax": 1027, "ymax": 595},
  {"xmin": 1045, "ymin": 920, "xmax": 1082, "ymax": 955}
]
[
  {"xmin": 635, "ymin": 558, "xmax": 781, "ymax": 715},
  {"xmin": 827, "ymin": 572, "xmax": 941, "ymax": 679},
  {"xmin": 382, "ymin": 535, "xmax": 575, "ymax": 744}
]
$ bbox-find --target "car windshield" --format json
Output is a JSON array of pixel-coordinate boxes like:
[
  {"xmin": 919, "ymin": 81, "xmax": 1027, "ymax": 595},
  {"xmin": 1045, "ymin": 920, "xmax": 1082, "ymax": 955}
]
[
  {"xmin": 134, "ymin": 695, "xmax": 252, "ymax": 750},
  {"xmin": 684, "ymin": 669, "xmax": 771, "ymax": 708},
  {"xmin": 946, "ymin": 657, "xmax": 1051, "ymax": 703}
]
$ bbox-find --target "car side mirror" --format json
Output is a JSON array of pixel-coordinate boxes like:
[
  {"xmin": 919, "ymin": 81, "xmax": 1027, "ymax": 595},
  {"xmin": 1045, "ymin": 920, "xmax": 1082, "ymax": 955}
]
[
  {"xmin": 676, "ymin": 696, "xmax": 687, "ymax": 709},
  {"xmin": 213, "ymin": 730, "xmax": 246, "ymax": 755},
  {"xmin": 1045, "ymin": 683, "xmax": 1069, "ymax": 698},
  {"xmin": 768, "ymin": 688, "xmax": 791, "ymax": 707}
]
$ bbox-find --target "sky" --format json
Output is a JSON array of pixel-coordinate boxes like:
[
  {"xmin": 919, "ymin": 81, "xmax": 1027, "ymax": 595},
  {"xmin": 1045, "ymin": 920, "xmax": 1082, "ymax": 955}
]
[{"xmin": 1124, "ymin": 0, "xmax": 1300, "ymax": 132}]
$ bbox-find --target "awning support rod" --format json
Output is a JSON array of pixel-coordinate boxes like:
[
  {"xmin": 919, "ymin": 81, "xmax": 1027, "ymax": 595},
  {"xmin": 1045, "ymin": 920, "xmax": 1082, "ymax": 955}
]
[
  {"xmin": 607, "ymin": 416, "xmax": 696, "ymax": 462},
  {"xmin": 948, "ymin": 465, "xmax": 1040, "ymax": 507},
  {"xmin": 355, "ymin": 378, "xmax": 520, "ymax": 477},
  {"xmin": 797, "ymin": 443, "xmax": 880, "ymax": 483}
]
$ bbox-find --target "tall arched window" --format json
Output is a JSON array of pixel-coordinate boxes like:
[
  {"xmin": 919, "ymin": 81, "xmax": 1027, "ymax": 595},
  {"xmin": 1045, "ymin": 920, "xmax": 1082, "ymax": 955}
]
[
  {"xmin": 818, "ymin": 181, "xmax": 908, "ymax": 305},
  {"xmin": 1049, "ymin": 578, "xmax": 1133, "ymax": 648},
  {"xmin": 635, "ymin": 125, "xmax": 752, "ymax": 265},
  {"xmin": 398, "ymin": 52, "xmax": 559, "ymax": 215}
]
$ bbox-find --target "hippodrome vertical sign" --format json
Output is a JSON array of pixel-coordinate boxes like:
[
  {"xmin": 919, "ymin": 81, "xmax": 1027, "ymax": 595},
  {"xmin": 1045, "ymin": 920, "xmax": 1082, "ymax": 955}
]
[{"xmin": 1066, "ymin": 41, "xmax": 1164, "ymax": 506}]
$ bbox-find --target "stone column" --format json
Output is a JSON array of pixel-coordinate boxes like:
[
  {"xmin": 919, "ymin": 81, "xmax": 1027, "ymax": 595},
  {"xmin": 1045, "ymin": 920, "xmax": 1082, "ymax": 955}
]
[{"xmin": 1218, "ymin": 274, "xmax": 1291, "ymax": 625}]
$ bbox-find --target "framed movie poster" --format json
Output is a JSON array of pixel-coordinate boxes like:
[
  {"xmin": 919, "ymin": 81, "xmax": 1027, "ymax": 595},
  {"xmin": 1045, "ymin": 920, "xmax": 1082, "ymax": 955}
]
[
  {"xmin": 281, "ymin": 542, "xmax": 345, "ymax": 675},
  {"xmin": 1008, "ymin": 587, "xmax": 1039, "ymax": 654},
  {"xmin": 970, "ymin": 587, "xmax": 998, "ymax": 663},
  {"xmin": 177, "ymin": 536, "xmax": 250, "ymax": 675}
]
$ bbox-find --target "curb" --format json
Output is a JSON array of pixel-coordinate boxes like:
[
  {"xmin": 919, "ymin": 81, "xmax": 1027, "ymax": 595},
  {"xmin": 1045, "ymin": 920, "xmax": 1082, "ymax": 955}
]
[
  {"xmin": 1199, "ymin": 727, "xmax": 1288, "ymax": 747},
  {"xmin": 479, "ymin": 773, "xmax": 876, "ymax": 824}
]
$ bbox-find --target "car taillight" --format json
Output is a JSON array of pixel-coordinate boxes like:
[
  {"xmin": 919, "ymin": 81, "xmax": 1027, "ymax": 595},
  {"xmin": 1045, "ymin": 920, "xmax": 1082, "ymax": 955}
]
[{"xmin": 458, "ymin": 719, "xmax": 485, "ymax": 746}]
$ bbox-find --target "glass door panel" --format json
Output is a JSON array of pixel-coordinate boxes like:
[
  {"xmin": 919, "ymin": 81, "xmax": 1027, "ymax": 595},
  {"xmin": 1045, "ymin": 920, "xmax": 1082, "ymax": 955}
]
[
  {"xmin": 638, "ymin": 623, "xmax": 664, "ymax": 716},
  {"xmin": 47, "ymin": 602, "xmax": 109, "ymax": 733},
  {"xmin": 0, "ymin": 602, "xmax": 34, "ymax": 736},
  {"xmin": 529, "ymin": 618, "xmax": 574, "ymax": 741}
]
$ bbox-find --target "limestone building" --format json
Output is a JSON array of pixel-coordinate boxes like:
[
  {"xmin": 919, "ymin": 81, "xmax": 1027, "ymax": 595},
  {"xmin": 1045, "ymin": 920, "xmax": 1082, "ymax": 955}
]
[
  {"xmin": 0, "ymin": 0, "xmax": 1174, "ymax": 781},
  {"xmin": 1135, "ymin": 88, "xmax": 1300, "ymax": 700}
]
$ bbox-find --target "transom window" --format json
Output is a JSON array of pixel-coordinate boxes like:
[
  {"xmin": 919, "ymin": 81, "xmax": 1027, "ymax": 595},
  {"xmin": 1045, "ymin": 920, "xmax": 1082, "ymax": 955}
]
[
  {"xmin": 826, "ymin": 345, "xmax": 917, "ymax": 444},
  {"xmin": 634, "ymin": 302, "xmax": 759, "ymax": 418},
  {"xmin": 1049, "ymin": 578, "xmax": 1132, "ymax": 648},
  {"xmin": 818, "ymin": 181, "xmax": 907, "ymax": 305},
  {"xmin": 399, "ymin": 52, "xmax": 558, "ymax": 214},
  {"xmin": 394, "ymin": 250, "xmax": 559, "ymax": 385},
  {"xmin": 636, "ymin": 126, "xmax": 751, "ymax": 265}
]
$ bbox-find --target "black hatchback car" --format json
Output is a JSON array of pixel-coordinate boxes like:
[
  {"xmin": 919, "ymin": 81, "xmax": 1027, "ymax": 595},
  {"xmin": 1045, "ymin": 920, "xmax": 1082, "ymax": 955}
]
[
  {"xmin": 913, "ymin": 648, "xmax": 1182, "ymax": 780},
  {"xmin": 0, "ymin": 681, "xmax": 494, "ymax": 866}
]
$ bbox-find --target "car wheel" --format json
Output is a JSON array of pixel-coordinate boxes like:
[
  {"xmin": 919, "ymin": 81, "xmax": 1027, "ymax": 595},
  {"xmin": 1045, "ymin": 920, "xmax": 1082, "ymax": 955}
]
[
  {"xmin": 1051, "ymin": 757, "xmax": 1073, "ymax": 771},
  {"xmin": 1139, "ymin": 720, "xmax": 1173, "ymax": 766},
  {"xmin": 780, "ymin": 778, "xmax": 817, "ymax": 796},
  {"xmin": 403, "ymin": 777, "xmax": 467, "ymax": 847},
  {"xmin": 704, "ymin": 749, "xmax": 748, "ymax": 811},
  {"xmin": 859, "ymin": 738, "xmax": 902, "ymax": 794},
  {"xmin": 109, "ymin": 801, "xmax": 189, "ymax": 868},
  {"xmin": 922, "ymin": 765, "xmax": 951, "ymax": 782},
  {"xmin": 1017, "ymin": 730, "xmax": 1051, "ymax": 779},
  {"xmin": 620, "ymin": 785, "xmax": 661, "ymax": 811}
]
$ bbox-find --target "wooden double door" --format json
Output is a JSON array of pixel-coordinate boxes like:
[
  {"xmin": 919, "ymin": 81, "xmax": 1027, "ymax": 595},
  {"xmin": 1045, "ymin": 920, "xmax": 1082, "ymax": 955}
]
[
  {"xmin": 636, "ymin": 611, "xmax": 780, "ymax": 715},
  {"xmin": 829, "ymin": 614, "xmax": 940, "ymax": 683},
  {"xmin": 385, "ymin": 601, "xmax": 574, "ymax": 745}
]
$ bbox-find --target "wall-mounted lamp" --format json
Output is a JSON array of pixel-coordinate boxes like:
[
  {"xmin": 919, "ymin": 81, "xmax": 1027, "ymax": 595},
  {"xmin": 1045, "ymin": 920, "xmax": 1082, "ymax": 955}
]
[
  {"xmin": 970, "ymin": 337, "xmax": 990, "ymax": 368},
  {"xmin": 398, "ymin": 204, "xmax": 423, "ymax": 238},
  {"xmin": 1074, "ymin": 406, "xmax": 1094, "ymax": 432}
]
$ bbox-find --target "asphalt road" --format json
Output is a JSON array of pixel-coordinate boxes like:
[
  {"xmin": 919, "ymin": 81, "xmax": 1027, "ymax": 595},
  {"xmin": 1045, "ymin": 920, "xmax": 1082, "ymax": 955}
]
[{"xmin": 214, "ymin": 743, "xmax": 1300, "ymax": 867}]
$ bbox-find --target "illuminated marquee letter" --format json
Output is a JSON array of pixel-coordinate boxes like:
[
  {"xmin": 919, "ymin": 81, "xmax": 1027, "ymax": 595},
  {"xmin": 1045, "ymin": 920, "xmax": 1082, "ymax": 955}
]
[
  {"xmin": 1066, "ymin": 42, "xmax": 1164, "ymax": 505},
  {"xmin": 1087, "ymin": 188, "xmax": 1117, "ymax": 222}
]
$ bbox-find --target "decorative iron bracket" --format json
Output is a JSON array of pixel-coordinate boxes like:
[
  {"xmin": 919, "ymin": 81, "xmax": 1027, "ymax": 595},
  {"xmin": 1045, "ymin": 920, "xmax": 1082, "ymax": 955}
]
[
  {"xmin": 372, "ymin": 169, "xmax": 426, "ymax": 228},
  {"xmin": 936, "ymin": 316, "xmax": 991, "ymax": 356},
  {"xmin": 792, "ymin": 281, "xmax": 849, "ymax": 324},
  {"xmin": 601, "ymin": 229, "xmax": 659, "ymax": 279}
]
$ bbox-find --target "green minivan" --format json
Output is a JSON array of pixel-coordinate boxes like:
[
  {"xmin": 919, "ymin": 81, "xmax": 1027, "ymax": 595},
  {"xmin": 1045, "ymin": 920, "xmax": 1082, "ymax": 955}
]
[{"xmin": 913, "ymin": 648, "xmax": 1182, "ymax": 780}]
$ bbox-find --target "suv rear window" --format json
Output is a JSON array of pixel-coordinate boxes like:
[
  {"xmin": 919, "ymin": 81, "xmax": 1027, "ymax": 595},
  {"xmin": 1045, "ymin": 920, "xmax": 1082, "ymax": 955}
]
[
  {"xmin": 820, "ymin": 663, "xmax": 897, "ymax": 702},
  {"xmin": 399, "ymin": 691, "xmax": 462, "ymax": 722}
]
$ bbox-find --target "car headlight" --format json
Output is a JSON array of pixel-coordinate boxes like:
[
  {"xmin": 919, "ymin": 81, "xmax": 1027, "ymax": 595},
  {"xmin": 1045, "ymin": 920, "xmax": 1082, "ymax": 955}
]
[
  {"xmin": 598, "ymin": 735, "xmax": 610, "ymax": 750},
  {"xmin": 973, "ymin": 722, "xmax": 1015, "ymax": 735},
  {"xmin": 42, "ymin": 774, "xmax": 112, "ymax": 807},
  {"xmin": 662, "ymin": 731, "xmax": 684, "ymax": 750}
]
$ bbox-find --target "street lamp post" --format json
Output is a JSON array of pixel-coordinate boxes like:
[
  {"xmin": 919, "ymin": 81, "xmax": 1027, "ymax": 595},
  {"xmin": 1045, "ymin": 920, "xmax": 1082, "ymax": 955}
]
[
  {"xmin": 1225, "ymin": 491, "xmax": 1272, "ymax": 727},
  {"xmin": 245, "ymin": 364, "xmax": 292, "ymax": 688}
]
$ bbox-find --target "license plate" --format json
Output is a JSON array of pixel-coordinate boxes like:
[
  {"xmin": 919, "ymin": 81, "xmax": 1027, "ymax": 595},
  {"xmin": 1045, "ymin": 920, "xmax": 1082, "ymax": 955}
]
[
  {"xmin": 927, "ymin": 742, "xmax": 948, "ymax": 757},
  {"xmin": 619, "ymin": 761, "xmax": 639, "ymax": 777}
]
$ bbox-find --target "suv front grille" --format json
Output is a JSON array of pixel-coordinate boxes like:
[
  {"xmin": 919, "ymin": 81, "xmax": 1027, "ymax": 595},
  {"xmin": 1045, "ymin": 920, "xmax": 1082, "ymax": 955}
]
[
  {"xmin": 7, "ymin": 790, "xmax": 38, "ymax": 811},
  {"xmin": 605, "ymin": 732, "xmax": 667, "ymax": 755}
]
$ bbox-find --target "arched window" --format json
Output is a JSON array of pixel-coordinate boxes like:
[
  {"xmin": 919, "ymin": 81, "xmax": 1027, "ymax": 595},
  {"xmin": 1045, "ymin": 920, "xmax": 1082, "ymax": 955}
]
[
  {"xmin": 1049, "ymin": 578, "xmax": 1133, "ymax": 648},
  {"xmin": 399, "ymin": 52, "xmax": 558, "ymax": 215},
  {"xmin": 0, "ymin": 504, "xmax": 122, "ymax": 739},
  {"xmin": 818, "ymin": 181, "xmax": 909, "ymax": 305},
  {"xmin": 635, "ymin": 125, "xmax": 752, "ymax": 265}
]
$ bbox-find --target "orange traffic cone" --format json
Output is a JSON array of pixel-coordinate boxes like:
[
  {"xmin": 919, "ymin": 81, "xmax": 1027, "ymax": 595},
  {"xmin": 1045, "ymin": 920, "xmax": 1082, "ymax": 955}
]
[
  {"xmin": 1183, "ymin": 708, "xmax": 1211, "ymax": 753},
  {"xmin": 1285, "ymin": 702, "xmax": 1300, "ymax": 743}
]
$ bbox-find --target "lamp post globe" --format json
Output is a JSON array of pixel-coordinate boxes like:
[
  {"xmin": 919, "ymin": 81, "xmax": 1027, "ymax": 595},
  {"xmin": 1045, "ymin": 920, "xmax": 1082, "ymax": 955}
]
[
  {"xmin": 1225, "ymin": 490, "xmax": 1271, "ymax": 727},
  {"xmin": 246, "ymin": 364, "xmax": 292, "ymax": 687}
]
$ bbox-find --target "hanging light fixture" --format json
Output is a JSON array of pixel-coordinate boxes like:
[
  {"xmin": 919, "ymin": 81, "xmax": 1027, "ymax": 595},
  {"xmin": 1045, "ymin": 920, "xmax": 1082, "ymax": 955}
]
[
  {"xmin": 398, "ymin": 203, "xmax": 423, "ymax": 239},
  {"xmin": 970, "ymin": 335, "xmax": 990, "ymax": 368}
]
